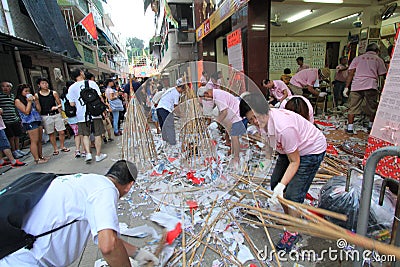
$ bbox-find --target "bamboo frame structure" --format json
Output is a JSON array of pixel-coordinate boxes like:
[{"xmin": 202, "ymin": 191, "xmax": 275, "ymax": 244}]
[
  {"xmin": 178, "ymin": 74, "xmax": 216, "ymax": 169},
  {"xmin": 121, "ymin": 77, "xmax": 157, "ymax": 171}
]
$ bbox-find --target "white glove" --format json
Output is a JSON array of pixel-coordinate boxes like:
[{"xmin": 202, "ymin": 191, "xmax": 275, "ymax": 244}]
[
  {"xmin": 269, "ymin": 182, "xmax": 285, "ymax": 205},
  {"xmin": 274, "ymin": 102, "xmax": 281, "ymax": 108},
  {"xmin": 318, "ymin": 92, "xmax": 327, "ymax": 97},
  {"xmin": 343, "ymin": 87, "xmax": 349, "ymax": 98},
  {"xmin": 134, "ymin": 249, "xmax": 159, "ymax": 266}
]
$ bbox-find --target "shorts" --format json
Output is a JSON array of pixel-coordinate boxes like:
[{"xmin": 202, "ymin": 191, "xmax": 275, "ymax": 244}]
[
  {"xmin": 69, "ymin": 123, "xmax": 79, "ymax": 136},
  {"xmin": 230, "ymin": 119, "xmax": 247, "ymax": 136},
  {"xmin": 271, "ymin": 152, "xmax": 325, "ymax": 203},
  {"xmin": 41, "ymin": 113, "xmax": 66, "ymax": 134},
  {"xmin": 348, "ymin": 89, "xmax": 379, "ymax": 116},
  {"xmin": 78, "ymin": 119, "xmax": 105, "ymax": 137},
  {"xmin": 4, "ymin": 121, "xmax": 23, "ymax": 138},
  {"xmin": 151, "ymin": 108, "xmax": 158, "ymax": 122},
  {"xmin": 23, "ymin": 121, "xmax": 41, "ymax": 132},
  {"xmin": 288, "ymin": 83, "xmax": 304, "ymax": 96},
  {"xmin": 0, "ymin": 129, "xmax": 11, "ymax": 151}
]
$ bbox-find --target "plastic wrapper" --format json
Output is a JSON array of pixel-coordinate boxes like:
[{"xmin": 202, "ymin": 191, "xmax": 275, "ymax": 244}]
[{"xmin": 318, "ymin": 174, "xmax": 396, "ymax": 239}]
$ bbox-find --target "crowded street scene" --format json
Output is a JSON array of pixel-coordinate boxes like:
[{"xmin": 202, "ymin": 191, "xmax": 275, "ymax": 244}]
[{"xmin": 1, "ymin": 0, "xmax": 400, "ymax": 266}]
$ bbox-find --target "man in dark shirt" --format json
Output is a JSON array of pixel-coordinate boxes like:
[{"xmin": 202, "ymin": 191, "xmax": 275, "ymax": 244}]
[{"xmin": 0, "ymin": 81, "xmax": 28, "ymax": 159}]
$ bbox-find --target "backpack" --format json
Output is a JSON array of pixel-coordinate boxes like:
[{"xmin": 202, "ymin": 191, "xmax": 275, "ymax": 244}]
[
  {"xmin": 78, "ymin": 81, "xmax": 107, "ymax": 121},
  {"xmin": 0, "ymin": 172, "xmax": 77, "ymax": 259},
  {"xmin": 64, "ymin": 98, "xmax": 77, "ymax": 118}
]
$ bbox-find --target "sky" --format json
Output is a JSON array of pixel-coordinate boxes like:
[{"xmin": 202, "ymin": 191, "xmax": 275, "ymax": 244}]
[{"xmin": 104, "ymin": 0, "xmax": 156, "ymax": 46}]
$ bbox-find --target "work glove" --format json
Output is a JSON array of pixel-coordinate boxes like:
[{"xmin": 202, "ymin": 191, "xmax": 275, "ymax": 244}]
[
  {"xmin": 343, "ymin": 87, "xmax": 349, "ymax": 98},
  {"xmin": 269, "ymin": 182, "xmax": 285, "ymax": 205},
  {"xmin": 274, "ymin": 102, "xmax": 281, "ymax": 108},
  {"xmin": 318, "ymin": 92, "xmax": 327, "ymax": 97},
  {"xmin": 134, "ymin": 249, "xmax": 159, "ymax": 266}
]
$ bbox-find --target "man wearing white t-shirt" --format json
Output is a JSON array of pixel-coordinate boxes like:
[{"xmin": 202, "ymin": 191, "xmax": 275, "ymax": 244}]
[
  {"xmin": 0, "ymin": 160, "xmax": 158, "ymax": 267},
  {"xmin": 156, "ymin": 78, "xmax": 185, "ymax": 145},
  {"xmin": 68, "ymin": 68, "xmax": 107, "ymax": 163}
]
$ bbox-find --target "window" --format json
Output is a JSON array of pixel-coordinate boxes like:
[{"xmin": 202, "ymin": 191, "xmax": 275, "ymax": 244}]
[{"xmin": 83, "ymin": 46, "xmax": 94, "ymax": 64}]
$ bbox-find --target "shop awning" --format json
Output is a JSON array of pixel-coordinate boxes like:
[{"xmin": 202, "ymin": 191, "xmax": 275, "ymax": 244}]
[
  {"xmin": 20, "ymin": 0, "xmax": 81, "ymax": 59},
  {"xmin": 97, "ymin": 27, "xmax": 120, "ymax": 52},
  {"xmin": 0, "ymin": 32, "xmax": 47, "ymax": 51}
]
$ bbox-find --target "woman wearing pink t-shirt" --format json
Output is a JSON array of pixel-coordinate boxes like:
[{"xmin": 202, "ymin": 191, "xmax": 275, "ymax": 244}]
[{"xmin": 240, "ymin": 93, "xmax": 326, "ymax": 251}]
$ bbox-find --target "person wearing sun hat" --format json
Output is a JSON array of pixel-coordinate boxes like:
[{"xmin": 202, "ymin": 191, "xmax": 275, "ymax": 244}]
[
  {"xmin": 156, "ymin": 78, "xmax": 185, "ymax": 145},
  {"xmin": 288, "ymin": 67, "xmax": 330, "ymax": 98}
]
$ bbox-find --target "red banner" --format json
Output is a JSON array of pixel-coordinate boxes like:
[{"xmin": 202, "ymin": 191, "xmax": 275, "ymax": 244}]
[{"xmin": 80, "ymin": 13, "xmax": 98, "ymax": 40}]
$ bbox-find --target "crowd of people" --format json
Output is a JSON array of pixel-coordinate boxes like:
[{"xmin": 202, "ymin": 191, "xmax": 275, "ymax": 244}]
[{"xmin": 0, "ymin": 68, "xmax": 169, "ymax": 168}]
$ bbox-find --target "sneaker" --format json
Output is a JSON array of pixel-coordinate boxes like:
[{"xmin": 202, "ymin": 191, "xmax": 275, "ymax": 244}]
[
  {"xmin": 16, "ymin": 150, "xmax": 30, "ymax": 156},
  {"xmin": 11, "ymin": 160, "xmax": 27, "ymax": 167},
  {"xmin": 345, "ymin": 129, "xmax": 354, "ymax": 134},
  {"xmin": 12, "ymin": 151, "xmax": 23, "ymax": 159},
  {"xmin": 107, "ymin": 138, "xmax": 114, "ymax": 142},
  {"xmin": 276, "ymin": 231, "xmax": 301, "ymax": 252},
  {"xmin": 75, "ymin": 151, "xmax": 81, "ymax": 158},
  {"xmin": 103, "ymin": 137, "xmax": 108, "ymax": 143},
  {"xmin": 85, "ymin": 153, "xmax": 92, "ymax": 162},
  {"xmin": 0, "ymin": 160, "xmax": 11, "ymax": 167},
  {"xmin": 96, "ymin": 153, "xmax": 107, "ymax": 162}
]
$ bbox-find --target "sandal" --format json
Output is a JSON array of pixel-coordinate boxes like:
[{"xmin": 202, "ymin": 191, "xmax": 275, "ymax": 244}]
[
  {"xmin": 53, "ymin": 151, "xmax": 59, "ymax": 156},
  {"xmin": 40, "ymin": 156, "xmax": 50, "ymax": 161},
  {"xmin": 61, "ymin": 147, "xmax": 70, "ymax": 152},
  {"xmin": 35, "ymin": 158, "xmax": 48, "ymax": 164}
]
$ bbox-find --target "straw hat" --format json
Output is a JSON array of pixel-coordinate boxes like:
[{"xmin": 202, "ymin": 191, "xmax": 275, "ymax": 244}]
[{"xmin": 320, "ymin": 68, "xmax": 331, "ymax": 81}]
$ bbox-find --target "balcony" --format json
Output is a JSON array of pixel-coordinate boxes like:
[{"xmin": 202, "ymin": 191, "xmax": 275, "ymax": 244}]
[
  {"xmin": 57, "ymin": 0, "xmax": 89, "ymax": 14},
  {"xmin": 157, "ymin": 29, "xmax": 195, "ymax": 71}
]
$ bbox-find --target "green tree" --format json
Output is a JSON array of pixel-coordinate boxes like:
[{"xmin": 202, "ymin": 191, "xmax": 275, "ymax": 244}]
[{"xmin": 126, "ymin": 37, "xmax": 145, "ymax": 64}]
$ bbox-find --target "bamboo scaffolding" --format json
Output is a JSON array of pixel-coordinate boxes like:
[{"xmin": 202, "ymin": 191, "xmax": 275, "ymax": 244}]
[{"xmin": 121, "ymin": 77, "xmax": 157, "ymax": 171}]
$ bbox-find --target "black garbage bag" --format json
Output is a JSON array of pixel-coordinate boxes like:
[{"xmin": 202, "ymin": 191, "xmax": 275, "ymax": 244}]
[{"xmin": 318, "ymin": 175, "xmax": 396, "ymax": 239}]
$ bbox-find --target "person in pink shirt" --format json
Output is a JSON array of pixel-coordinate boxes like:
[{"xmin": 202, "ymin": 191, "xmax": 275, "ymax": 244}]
[
  {"xmin": 333, "ymin": 56, "xmax": 348, "ymax": 107},
  {"xmin": 240, "ymin": 93, "xmax": 326, "ymax": 251},
  {"xmin": 280, "ymin": 95, "xmax": 314, "ymax": 123},
  {"xmin": 296, "ymin": 57, "xmax": 310, "ymax": 73},
  {"xmin": 344, "ymin": 43, "xmax": 387, "ymax": 134},
  {"xmin": 262, "ymin": 79, "xmax": 292, "ymax": 107},
  {"xmin": 198, "ymin": 87, "xmax": 246, "ymax": 166},
  {"xmin": 289, "ymin": 68, "xmax": 330, "ymax": 97}
]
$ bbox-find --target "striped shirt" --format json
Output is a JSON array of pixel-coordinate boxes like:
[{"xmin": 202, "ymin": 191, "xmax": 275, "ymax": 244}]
[{"xmin": 0, "ymin": 92, "xmax": 20, "ymax": 123}]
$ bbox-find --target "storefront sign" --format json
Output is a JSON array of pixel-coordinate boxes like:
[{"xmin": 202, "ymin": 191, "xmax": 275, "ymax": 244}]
[
  {"xmin": 227, "ymin": 29, "xmax": 245, "ymax": 95},
  {"xmin": 196, "ymin": 0, "xmax": 249, "ymax": 42}
]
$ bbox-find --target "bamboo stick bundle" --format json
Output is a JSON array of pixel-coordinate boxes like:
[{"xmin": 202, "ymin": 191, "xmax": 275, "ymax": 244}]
[
  {"xmin": 232, "ymin": 176, "xmax": 400, "ymax": 259},
  {"xmin": 178, "ymin": 78, "xmax": 216, "ymax": 169},
  {"xmin": 121, "ymin": 78, "xmax": 157, "ymax": 171}
]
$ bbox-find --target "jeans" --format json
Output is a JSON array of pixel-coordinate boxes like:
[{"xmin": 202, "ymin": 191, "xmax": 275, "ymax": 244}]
[
  {"xmin": 333, "ymin": 80, "xmax": 347, "ymax": 106},
  {"xmin": 112, "ymin": 110, "xmax": 120, "ymax": 134},
  {"xmin": 271, "ymin": 152, "xmax": 325, "ymax": 203},
  {"xmin": 156, "ymin": 108, "xmax": 176, "ymax": 145}
]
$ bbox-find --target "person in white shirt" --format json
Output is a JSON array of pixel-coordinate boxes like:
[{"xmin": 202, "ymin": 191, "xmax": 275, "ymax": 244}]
[
  {"xmin": 0, "ymin": 160, "xmax": 159, "ymax": 267},
  {"xmin": 67, "ymin": 68, "xmax": 107, "ymax": 163},
  {"xmin": 156, "ymin": 78, "xmax": 185, "ymax": 145}
]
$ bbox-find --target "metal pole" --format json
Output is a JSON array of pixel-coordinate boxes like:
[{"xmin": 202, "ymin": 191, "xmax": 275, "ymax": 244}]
[{"xmin": 354, "ymin": 146, "xmax": 400, "ymax": 267}]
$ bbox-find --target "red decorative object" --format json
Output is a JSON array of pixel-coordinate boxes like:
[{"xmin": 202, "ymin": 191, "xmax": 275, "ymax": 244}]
[
  {"xmin": 186, "ymin": 200, "xmax": 199, "ymax": 213},
  {"xmin": 364, "ymin": 136, "xmax": 400, "ymax": 180}
]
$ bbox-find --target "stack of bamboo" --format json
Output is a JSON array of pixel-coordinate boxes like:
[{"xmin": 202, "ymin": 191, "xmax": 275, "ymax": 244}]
[
  {"xmin": 179, "ymin": 81, "xmax": 216, "ymax": 169},
  {"xmin": 121, "ymin": 78, "xmax": 157, "ymax": 171}
]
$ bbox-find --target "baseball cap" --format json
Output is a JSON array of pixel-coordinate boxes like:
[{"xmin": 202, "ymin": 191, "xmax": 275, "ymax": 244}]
[
  {"xmin": 176, "ymin": 78, "xmax": 184, "ymax": 87},
  {"xmin": 197, "ymin": 86, "xmax": 208, "ymax": 97}
]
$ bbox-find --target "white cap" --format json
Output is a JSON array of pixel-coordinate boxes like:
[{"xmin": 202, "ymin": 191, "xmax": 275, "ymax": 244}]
[
  {"xmin": 197, "ymin": 86, "xmax": 208, "ymax": 97},
  {"xmin": 176, "ymin": 78, "xmax": 184, "ymax": 87}
]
